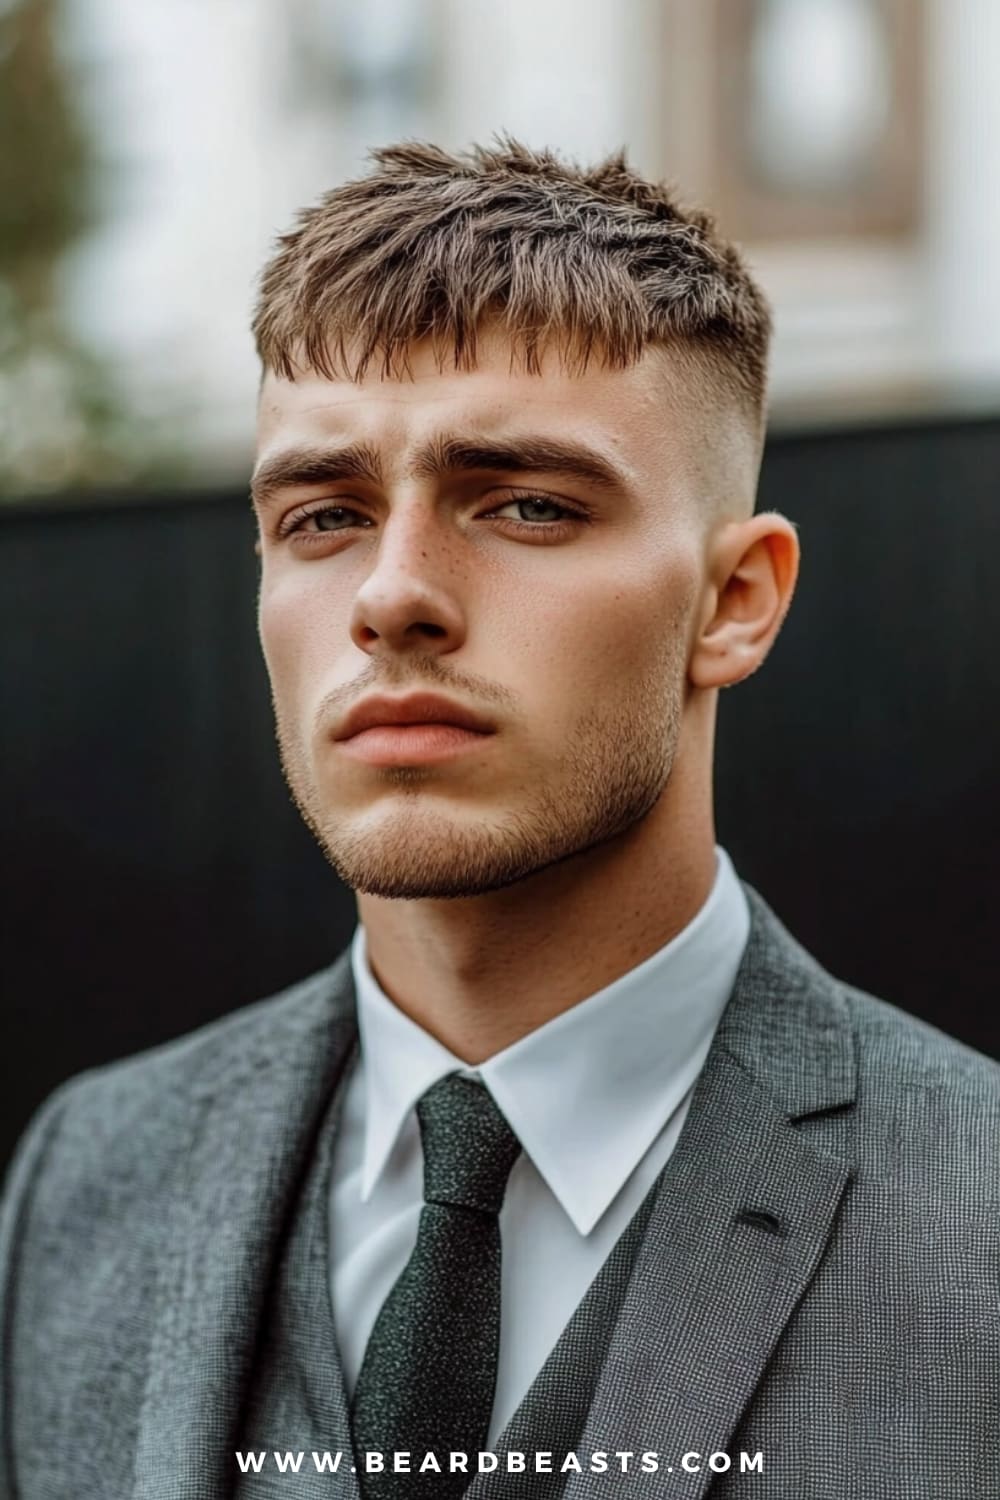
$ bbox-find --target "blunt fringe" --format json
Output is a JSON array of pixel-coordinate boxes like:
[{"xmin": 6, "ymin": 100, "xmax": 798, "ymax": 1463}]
[{"xmin": 253, "ymin": 136, "xmax": 772, "ymax": 423}]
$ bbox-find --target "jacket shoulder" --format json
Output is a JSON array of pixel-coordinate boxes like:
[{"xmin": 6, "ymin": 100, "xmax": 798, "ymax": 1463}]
[
  {"xmin": 844, "ymin": 981, "xmax": 1000, "ymax": 1100},
  {"xmin": 831, "ymin": 982, "xmax": 1000, "ymax": 1216},
  {"xmin": 2, "ymin": 951, "xmax": 353, "ymax": 1203},
  {"xmin": 740, "ymin": 883, "xmax": 1000, "ymax": 1106},
  {"xmin": 84, "ymin": 949, "xmax": 350, "ymax": 1090}
]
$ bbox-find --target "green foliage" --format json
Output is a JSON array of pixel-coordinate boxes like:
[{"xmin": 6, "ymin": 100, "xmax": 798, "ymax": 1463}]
[
  {"xmin": 0, "ymin": 0, "xmax": 186, "ymax": 496},
  {"xmin": 0, "ymin": 0, "xmax": 94, "ymax": 304}
]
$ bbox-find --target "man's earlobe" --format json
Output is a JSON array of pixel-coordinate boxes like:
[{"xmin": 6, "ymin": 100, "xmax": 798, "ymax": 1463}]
[{"xmin": 690, "ymin": 634, "xmax": 765, "ymax": 691}]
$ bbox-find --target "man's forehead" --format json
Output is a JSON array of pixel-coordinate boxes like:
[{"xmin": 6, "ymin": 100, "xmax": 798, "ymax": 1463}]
[{"xmin": 255, "ymin": 342, "xmax": 673, "ymax": 459}]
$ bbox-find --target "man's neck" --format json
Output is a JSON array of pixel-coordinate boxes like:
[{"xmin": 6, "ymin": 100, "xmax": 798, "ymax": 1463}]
[{"xmin": 355, "ymin": 793, "xmax": 717, "ymax": 1064}]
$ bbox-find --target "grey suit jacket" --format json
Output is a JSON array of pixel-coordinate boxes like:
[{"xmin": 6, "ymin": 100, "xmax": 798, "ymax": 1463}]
[{"xmin": 3, "ymin": 885, "xmax": 1000, "ymax": 1500}]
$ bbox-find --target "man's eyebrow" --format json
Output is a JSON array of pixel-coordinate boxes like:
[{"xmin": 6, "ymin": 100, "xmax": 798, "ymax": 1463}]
[
  {"xmin": 250, "ymin": 442, "xmax": 383, "ymax": 509},
  {"xmin": 411, "ymin": 435, "xmax": 629, "ymax": 493},
  {"xmin": 250, "ymin": 432, "xmax": 630, "ymax": 511}
]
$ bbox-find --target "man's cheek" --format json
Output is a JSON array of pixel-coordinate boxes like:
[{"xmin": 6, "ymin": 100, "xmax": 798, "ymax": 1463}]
[{"xmin": 259, "ymin": 586, "xmax": 316, "ymax": 670}]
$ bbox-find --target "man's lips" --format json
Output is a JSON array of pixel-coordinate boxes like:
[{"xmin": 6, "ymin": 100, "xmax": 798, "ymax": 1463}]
[
  {"xmin": 335, "ymin": 721, "xmax": 495, "ymax": 767},
  {"xmin": 333, "ymin": 692, "xmax": 496, "ymax": 742}
]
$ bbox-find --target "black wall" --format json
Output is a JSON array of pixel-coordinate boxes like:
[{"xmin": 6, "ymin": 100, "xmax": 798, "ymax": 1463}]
[{"xmin": 3, "ymin": 413, "xmax": 999, "ymax": 1169}]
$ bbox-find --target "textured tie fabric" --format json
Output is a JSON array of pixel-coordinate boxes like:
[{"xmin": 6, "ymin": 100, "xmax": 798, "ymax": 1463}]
[{"xmin": 351, "ymin": 1073, "xmax": 522, "ymax": 1497}]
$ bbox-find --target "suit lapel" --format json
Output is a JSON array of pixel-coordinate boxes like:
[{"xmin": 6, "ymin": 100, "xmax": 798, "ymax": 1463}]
[
  {"xmin": 566, "ymin": 886, "xmax": 857, "ymax": 1500},
  {"xmin": 131, "ymin": 952, "xmax": 359, "ymax": 1500}
]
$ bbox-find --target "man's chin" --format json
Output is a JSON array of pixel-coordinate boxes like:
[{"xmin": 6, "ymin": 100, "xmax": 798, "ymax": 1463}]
[
  {"xmin": 324, "ymin": 846, "xmax": 548, "ymax": 901},
  {"xmin": 342, "ymin": 871, "xmax": 515, "ymax": 901}
]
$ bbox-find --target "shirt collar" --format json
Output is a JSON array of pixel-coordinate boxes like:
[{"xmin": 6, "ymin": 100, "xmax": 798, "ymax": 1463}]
[{"xmin": 350, "ymin": 846, "xmax": 750, "ymax": 1235}]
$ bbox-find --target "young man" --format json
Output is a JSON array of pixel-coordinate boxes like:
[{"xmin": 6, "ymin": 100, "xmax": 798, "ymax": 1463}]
[{"xmin": 3, "ymin": 140, "xmax": 999, "ymax": 1499}]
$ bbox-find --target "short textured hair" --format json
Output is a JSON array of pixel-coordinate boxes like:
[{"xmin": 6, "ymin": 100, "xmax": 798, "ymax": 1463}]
[{"xmin": 253, "ymin": 137, "xmax": 771, "ymax": 427}]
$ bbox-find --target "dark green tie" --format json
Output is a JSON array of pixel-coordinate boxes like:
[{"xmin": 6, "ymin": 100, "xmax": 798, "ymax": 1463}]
[{"xmin": 351, "ymin": 1073, "xmax": 522, "ymax": 1497}]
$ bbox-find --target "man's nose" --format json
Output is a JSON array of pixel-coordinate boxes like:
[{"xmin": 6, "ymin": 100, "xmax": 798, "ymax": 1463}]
[{"xmin": 348, "ymin": 505, "xmax": 467, "ymax": 658}]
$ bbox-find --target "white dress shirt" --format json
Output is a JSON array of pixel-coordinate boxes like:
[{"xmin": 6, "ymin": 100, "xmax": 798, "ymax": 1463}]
[{"xmin": 329, "ymin": 845, "xmax": 750, "ymax": 1447}]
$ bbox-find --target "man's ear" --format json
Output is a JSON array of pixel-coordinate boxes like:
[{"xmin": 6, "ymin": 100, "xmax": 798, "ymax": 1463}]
[{"xmin": 689, "ymin": 511, "xmax": 800, "ymax": 689}]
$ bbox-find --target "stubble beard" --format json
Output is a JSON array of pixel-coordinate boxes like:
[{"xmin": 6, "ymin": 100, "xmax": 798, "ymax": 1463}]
[{"xmin": 272, "ymin": 653, "xmax": 686, "ymax": 901}]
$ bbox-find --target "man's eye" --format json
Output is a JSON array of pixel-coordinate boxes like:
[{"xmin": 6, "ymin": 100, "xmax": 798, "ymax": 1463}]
[
  {"xmin": 276, "ymin": 495, "xmax": 581, "ymax": 544},
  {"xmin": 283, "ymin": 505, "xmax": 369, "ymax": 536},
  {"xmin": 490, "ymin": 497, "xmax": 574, "ymax": 524}
]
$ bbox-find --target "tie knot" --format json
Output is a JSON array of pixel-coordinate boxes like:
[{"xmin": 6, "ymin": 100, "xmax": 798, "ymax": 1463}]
[{"xmin": 416, "ymin": 1074, "xmax": 521, "ymax": 1215}]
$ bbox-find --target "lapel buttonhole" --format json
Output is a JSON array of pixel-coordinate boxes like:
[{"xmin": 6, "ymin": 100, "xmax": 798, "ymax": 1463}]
[{"xmin": 735, "ymin": 1206, "xmax": 786, "ymax": 1236}]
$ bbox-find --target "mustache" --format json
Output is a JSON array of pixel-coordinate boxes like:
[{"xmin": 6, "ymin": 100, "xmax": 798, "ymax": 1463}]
[{"xmin": 314, "ymin": 658, "xmax": 517, "ymax": 731}]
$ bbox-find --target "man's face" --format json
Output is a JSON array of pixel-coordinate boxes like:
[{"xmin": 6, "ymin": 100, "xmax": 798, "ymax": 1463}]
[{"xmin": 253, "ymin": 334, "xmax": 725, "ymax": 900}]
